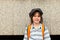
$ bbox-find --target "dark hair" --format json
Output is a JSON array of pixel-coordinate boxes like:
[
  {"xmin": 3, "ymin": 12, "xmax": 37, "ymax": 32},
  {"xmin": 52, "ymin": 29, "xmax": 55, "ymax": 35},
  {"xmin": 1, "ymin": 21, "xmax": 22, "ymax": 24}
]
[{"xmin": 29, "ymin": 8, "xmax": 43, "ymax": 24}]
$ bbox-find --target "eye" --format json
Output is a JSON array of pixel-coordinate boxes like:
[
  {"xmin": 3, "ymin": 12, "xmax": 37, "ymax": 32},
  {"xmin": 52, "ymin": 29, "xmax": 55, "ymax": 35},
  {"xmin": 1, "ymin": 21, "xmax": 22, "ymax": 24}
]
[
  {"xmin": 38, "ymin": 15, "xmax": 41, "ymax": 17},
  {"xmin": 33, "ymin": 15, "xmax": 36, "ymax": 17}
]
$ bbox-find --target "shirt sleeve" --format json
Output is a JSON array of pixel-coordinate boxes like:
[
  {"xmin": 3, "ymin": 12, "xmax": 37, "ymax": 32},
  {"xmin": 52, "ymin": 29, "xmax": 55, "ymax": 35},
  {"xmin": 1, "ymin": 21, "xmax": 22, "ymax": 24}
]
[
  {"xmin": 23, "ymin": 26, "xmax": 28, "ymax": 40},
  {"xmin": 44, "ymin": 26, "xmax": 51, "ymax": 40}
]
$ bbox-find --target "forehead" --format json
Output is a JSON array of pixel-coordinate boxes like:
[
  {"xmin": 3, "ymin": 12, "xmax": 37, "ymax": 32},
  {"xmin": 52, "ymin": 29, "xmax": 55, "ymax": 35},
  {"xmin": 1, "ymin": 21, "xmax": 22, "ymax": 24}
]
[{"xmin": 34, "ymin": 12, "xmax": 40, "ymax": 16}]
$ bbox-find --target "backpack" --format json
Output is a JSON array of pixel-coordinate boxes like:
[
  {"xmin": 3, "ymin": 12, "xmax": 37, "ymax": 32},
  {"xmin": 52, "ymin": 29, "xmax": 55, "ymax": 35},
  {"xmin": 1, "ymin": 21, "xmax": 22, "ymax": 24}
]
[{"xmin": 27, "ymin": 23, "xmax": 44, "ymax": 40}]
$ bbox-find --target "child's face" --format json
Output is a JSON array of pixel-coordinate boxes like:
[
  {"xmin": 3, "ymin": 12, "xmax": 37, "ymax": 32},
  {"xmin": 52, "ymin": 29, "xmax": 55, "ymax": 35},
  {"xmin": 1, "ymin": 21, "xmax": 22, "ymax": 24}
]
[{"xmin": 33, "ymin": 12, "xmax": 41, "ymax": 24}]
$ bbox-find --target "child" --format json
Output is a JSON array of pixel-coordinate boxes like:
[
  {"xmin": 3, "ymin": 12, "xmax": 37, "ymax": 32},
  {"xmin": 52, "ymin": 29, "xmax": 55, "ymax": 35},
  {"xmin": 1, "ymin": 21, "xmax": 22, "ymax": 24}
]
[{"xmin": 23, "ymin": 8, "xmax": 51, "ymax": 40}]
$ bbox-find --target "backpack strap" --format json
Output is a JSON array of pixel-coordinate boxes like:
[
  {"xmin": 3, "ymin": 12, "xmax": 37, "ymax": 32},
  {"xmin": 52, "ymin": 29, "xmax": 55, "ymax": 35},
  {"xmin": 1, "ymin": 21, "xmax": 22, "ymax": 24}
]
[
  {"xmin": 42, "ymin": 23, "xmax": 45, "ymax": 40},
  {"xmin": 27, "ymin": 24, "xmax": 31, "ymax": 40},
  {"xmin": 27, "ymin": 23, "xmax": 44, "ymax": 40}
]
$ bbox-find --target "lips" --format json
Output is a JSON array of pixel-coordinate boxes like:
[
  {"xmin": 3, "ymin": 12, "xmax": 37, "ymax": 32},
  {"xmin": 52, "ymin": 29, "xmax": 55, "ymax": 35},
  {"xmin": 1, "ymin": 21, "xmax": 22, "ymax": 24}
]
[{"xmin": 35, "ymin": 19, "xmax": 39, "ymax": 21}]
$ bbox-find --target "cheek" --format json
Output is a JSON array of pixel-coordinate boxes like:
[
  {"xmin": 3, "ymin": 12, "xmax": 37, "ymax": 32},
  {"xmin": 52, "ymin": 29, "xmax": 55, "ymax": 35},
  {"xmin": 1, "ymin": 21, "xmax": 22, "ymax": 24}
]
[
  {"xmin": 38, "ymin": 17, "xmax": 41, "ymax": 21},
  {"xmin": 32, "ymin": 17, "xmax": 35, "ymax": 21}
]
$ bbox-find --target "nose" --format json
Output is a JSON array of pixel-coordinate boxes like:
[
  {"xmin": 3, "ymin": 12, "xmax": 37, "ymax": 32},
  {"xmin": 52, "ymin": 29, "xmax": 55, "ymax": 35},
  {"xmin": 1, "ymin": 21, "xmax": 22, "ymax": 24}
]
[{"xmin": 35, "ymin": 16, "xmax": 39, "ymax": 18}]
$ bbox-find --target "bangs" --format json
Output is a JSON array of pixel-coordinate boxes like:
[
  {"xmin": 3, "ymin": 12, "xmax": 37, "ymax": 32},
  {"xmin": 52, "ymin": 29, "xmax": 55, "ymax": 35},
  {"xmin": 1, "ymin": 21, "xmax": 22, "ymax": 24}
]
[{"xmin": 32, "ymin": 10, "xmax": 42, "ymax": 17}]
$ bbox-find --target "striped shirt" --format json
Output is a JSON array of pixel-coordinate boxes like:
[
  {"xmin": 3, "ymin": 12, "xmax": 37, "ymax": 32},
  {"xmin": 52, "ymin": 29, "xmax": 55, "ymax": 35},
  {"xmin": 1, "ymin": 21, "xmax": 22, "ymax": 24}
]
[{"xmin": 23, "ymin": 24, "xmax": 51, "ymax": 40}]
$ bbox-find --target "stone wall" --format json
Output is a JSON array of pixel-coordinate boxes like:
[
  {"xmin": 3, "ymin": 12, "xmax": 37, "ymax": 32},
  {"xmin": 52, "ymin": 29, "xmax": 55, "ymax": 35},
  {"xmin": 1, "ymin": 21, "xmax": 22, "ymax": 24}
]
[{"xmin": 0, "ymin": 0, "xmax": 60, "ymax": 35}]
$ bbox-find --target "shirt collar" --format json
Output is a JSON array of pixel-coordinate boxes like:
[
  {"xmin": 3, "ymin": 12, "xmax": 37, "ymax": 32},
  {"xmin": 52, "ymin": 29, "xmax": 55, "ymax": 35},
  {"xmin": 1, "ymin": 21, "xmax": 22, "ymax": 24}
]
[{"xmin": 32, "ymin": 23, "xmax": 42, "ymax": 29}]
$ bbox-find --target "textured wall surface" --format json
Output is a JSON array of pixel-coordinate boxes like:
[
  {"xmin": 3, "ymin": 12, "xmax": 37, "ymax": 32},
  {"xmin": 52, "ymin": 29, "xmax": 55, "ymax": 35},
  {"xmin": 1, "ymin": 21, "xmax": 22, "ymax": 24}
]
[{"xmin": 0, "ymin": 0, "xmax": 60, "ymax": 35}]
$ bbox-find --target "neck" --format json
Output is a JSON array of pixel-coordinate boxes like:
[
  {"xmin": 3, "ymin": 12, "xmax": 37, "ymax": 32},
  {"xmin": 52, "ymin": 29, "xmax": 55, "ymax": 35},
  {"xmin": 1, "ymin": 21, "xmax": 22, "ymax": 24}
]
[{"xmin": 33, "ymin": 23, "xmax": 40, "ymax": 27}]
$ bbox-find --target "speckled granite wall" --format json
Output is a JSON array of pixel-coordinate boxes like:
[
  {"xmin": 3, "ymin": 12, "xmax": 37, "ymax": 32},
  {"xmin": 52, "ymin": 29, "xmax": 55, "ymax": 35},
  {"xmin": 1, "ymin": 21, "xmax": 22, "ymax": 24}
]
[{"xmin": 0, "ymin": 0, "xmax": 60, "ymax": 35}]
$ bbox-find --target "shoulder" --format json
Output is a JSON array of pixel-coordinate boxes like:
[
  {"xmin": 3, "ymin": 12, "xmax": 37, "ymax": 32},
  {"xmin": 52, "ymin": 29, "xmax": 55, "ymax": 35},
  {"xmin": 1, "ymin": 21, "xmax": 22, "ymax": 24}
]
[
  {"xmin": 25, "ymin": 24, "xmax": 32, "ymax": 30},
  {"xmin": 44, "ymin": 25, "xmax": 49, "ymax": 31}
]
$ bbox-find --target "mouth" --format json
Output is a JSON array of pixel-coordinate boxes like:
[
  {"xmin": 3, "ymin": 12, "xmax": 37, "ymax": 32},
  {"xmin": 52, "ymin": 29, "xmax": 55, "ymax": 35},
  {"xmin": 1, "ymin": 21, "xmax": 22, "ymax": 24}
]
[{"xmin": 35, "ymin": 19, "xmax": 39, "ymax": 21}]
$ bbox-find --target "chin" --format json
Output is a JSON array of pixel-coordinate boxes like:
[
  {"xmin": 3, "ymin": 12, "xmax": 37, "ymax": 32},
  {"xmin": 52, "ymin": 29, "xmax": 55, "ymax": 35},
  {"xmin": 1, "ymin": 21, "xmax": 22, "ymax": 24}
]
[{"xmin": 34, "ymin": 21, "xmax": 40, "ymax": 24}]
